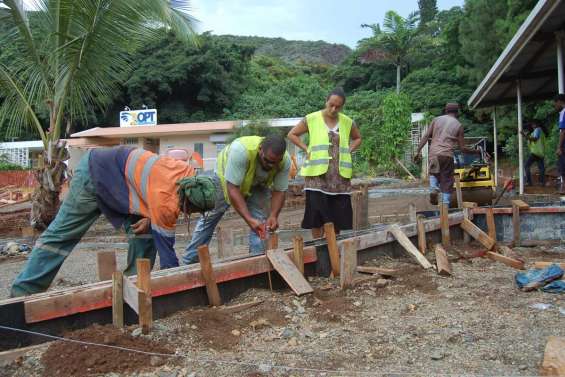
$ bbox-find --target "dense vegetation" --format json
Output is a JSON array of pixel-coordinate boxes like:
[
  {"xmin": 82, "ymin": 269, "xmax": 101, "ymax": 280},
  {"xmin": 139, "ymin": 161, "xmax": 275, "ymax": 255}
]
[{"xmin": 2, "ymin": 0, "xmax": 556, "ymax": 176}]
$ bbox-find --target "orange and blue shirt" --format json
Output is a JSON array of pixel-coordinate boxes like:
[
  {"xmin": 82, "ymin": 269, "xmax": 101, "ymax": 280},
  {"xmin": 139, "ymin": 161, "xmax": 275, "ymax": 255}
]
[{"xmin": 89, "ymin": 147, "xmax": 194, "ymax": 267}]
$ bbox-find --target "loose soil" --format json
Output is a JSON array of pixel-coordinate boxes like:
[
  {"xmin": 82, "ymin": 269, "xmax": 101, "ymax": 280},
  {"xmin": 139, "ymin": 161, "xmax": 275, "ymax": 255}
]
[{"xmin": 40, "ymin": 324, "xmax": 173, "ymax": 377}]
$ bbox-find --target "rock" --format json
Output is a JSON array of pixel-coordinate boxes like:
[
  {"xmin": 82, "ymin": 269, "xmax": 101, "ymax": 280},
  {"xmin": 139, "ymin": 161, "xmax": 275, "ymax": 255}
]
[
  {"xmin": 150, "ymin": 356, "xmax": 165, "ymax": 367},
  {"xmin": 132, "ymin": 328, "xmax": 143, "ymax": 337},
  {"xmin": 153, "ymin": 323, "xmax": 168, "ymax": 333},
  {"xmin": 430, "ymin": 351, "xmax": 445, "ymax": 360},
  {"xmin": 353, "ymin": 301, "xmax": 362, "ymax": 307},
  {"xmin": 296, "ymin": 305, "xmax": 306, "ymax": 314},
  {"xmin": 231, "ymin": 329, "xmax": 241, "ymax": 336},
  {"xmin": 319, "ymin": 332, "xmax": 328, "ymax": 339},
  {"xmin": 288, "ymin": 337, "xmax": 298, "ymax": 346},
  {"xmin": 18, "ymin": 244, "xmax": 31, "ymax": 253},
  {"xmin": 519, "ymin": 365, "xmax": 527, "ymax": 371},
  {"xmin": 375, "ymin": 279, "xmax": 389, "ymax": 288},
  {"xmin": 249, "ymin": 318, "xmax": 270, "ymax": 330},
  {"xmin": 6, "ymin": 242, "xmax": 19, "ymax": 255},
  {"xmin": 190, "ymin": 325, "xmax": 197, "ymax": 330},
  {"xmin": 258, "ymin": 363, "xmax": 273, "ymax": 373},
  {"xmin": 281, "ymin": 327, "xmax": 295, "ymax": 338},
  {"xmin": 158, "ymin": 370, "xmax": 177, "ymax": 377}
]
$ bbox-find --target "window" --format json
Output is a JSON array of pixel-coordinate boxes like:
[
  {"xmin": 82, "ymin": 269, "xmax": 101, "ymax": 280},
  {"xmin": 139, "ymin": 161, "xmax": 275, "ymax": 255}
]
[
  {"xmin": 194, "ymin": 143, "xmax": 204, "ymax": 157},
  {"xmin": 215, "ymin": 143, "xmax": 226, "ymax": 155}
]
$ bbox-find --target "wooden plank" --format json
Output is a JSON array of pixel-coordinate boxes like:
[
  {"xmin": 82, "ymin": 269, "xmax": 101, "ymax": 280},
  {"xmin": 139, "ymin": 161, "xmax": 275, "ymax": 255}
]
[
  {"xmin": 268, "ymin": 232, "xmax": 278, "ymax": 249},
  {"xmin": 352, "ymin": 191, "xmax": 362, "ymax": 231},
  {"xmin": 23, "ymin": 246, "xmax": 318, "ymax": 324},
  {"xmin": 460, "ymin": 218, "xmax": 495, "ymax": 250},
  {"xmin": 266, "ymin": 249, "xmax": 313, "ymax": 295},
  {"xmin": 292, "ymin": 236, "xmax": 304, "ymax": 274},
  {"xmin": 408, "ymin": 203, "xmax": 417, "ymax": 223},
  {"xmin": 388, "ymin": 224, "xmax": 433, "ymax": 269},
  {"xmin": 112, "ymin": 271, "xmax": 124, "ymax": 328},
  {"xmin": 485, "ymin": 251, "xmax": 525, "ymax": 270},
  {"xmin": 486, "ymin": 207, "xmax": 496, "ymax": 241},
  {"xmin": 216, "ymin": 226, "xmax": 225, "ymax": 259},
  {"xmin": 498, "ymin": 245, "xmax": 525, "ymax": 263},
  {"xmin": 463, "ymin": 208, "xmax": 471, "ymax": 244},
  {"xmin": 433, "ymin": 244, "xmax": 452, "ymax": 276},
  {"xmin": 356, "ymin": 266, "xmax": 398, "ymax": 276},
  {"xmin": 136, "ymin": 259, "xmax": 151, "ymax": 294},
  {"xmin": 416, "ymin": 215, "xmax": 426, "ymax": 254},
  {"xmin": 339, "ymin": 239, "xmax": 357, "ymax": 289},
  {"xmin": 138, "ymin": 290, "xmax": 152, "ymax": 335},
  {"xmin": 540, "ymin": 337, "xmax": 565, "ymax": 376},
  {"xmin": 512, "ymin": 202, "xmax": 521, "ymax": 246},
  {"xmin": 455, "ymin": 176, "xmax": 463, "ymax": 209},
  {"xmin": 511, "ymin": 199, "xmax": 530, "ymax": 209},
  {"xmin": 440, "ymin": 203, "xmax": 450, "ymax": 247},
  {"xmin": 197, "ymin": 245, "xmax": 222, "ymax": 307},
  {"xmin": 324, "ymin": 222, "xmax": 340, "ymax": 276},
  {"xmin": 122, "ymin": 275, "xmax": 139, "ymax": 314},
  {"xmin": 96, "ymin": 251, "xmax": 116, "ymax": 281},
  {"xmin": 532, "ymin": 261, "xmax": 565, "ymax": 269},
  {"xmin": 462, "ymin": 201, "xmax": 478, "ymax": 208}
]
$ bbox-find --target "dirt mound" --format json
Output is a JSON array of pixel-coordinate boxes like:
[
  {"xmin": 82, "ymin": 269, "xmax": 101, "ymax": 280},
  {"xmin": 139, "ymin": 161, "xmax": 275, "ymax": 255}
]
[
  {"xmin": 309, "ymin": 289, "xmax": 353, "ymax": 323},
  {"xmin": 179, "ymin": 303, "xmax": 287, "ymax": 350},
  {"xmin": 41, "ymin": 324, "xmax": 173, "ymax": 377}
]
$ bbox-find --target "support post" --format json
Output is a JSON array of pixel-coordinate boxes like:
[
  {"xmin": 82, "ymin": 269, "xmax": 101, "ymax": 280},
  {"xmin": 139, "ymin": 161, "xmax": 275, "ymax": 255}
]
[
  {"xmin": 112, "ymin": 271, "xmax": 124, "ymax": 328},
  {"xmin": 340, "ymin": 239, "xmax": 357, "ymax": 289},
  {"xmin": 455, "ymin": 176, "xmax": 463, "ymax": 209},
  {"xmin": 416, "ymin": 215, "xmax": 426, "ymax": 254},
  {"xmin": 512, "ymin": 202, "xmax": 521, "ymax": 247},
  {"xmin": 136, "ymin": 259, "xmax": 152, "ymax": 334},
  {"xmin": 493, "ymin": 107, "xmax": 498, "ymax": 187},
  {"xmin": 408, "ymin": 203, "xmax": 417, "ymax": 223},
  {"xmin": 197, "ymin": 245, "xmax": 222, "ymax": 307},
  {"xmin": 266, "ymin": 232, "xmax": 278, "ymax": 290},
  {"xmin": 97, "ymin": 251, "xmax": 117, "ymax": 281},
  {"xmin": 292, "ymin": 236, "xmax": 304, "ymax": 274},
  {"xmin": 440, "ymin": 203, "xmax": 450, "ymax": 247},
  {"xmin": 324, "ymin": 222, "xmax": 340, "ymax": 276},
  {"xmin": 486, "ymin": 207, "xmax": 496, "ymax": 242},
  {"xmin": 517, "ymin": 80, "xmax": 524, "ymax": 195},
  {"xmin": 463, "ymin": 208, "xmax": 471, "ymax": 244},
  {"xmin": 216, "ymin": 226, "xmax": 225, "ymax": 260},
  {"xmin": 558, "ymin": 32, "xmax": 565, "ymax": 94}
]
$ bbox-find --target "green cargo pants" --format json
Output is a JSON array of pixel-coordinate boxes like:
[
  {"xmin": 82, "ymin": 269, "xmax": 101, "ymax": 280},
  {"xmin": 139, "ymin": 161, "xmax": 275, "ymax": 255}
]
[{"xmin": 10, "ymin": 151, "xmax": 156, "ymax": 297}]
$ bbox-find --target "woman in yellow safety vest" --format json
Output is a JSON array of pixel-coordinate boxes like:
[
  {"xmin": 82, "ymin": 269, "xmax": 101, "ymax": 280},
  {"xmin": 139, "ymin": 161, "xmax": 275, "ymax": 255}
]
[{"xmin": 287, "ymin": 88, "xmax": 362, "ymax": 238}]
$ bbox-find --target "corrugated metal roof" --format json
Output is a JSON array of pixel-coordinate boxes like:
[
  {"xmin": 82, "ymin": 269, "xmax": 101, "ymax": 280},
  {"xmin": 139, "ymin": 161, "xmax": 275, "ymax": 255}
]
[
  {"xmin": 468, "ymin": 0, "xmax": 565, "ymax": 109},
  {"xmin": 0, "ymin": 140, "xmax": 44, "ymax": 150},
  {"xmin": 70, "ymin": 121, "xmax": 238, "ymax": 138}
]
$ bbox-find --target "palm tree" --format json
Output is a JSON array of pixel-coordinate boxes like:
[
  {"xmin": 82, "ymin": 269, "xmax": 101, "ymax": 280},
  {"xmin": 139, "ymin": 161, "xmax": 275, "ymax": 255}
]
[
  {"xmin": 0, "ymin": 0, "xmax": 197, "ymax": 230},
  {"xmin": 362, "ymin": 10, "xmax": 418, "ymax": 93}
]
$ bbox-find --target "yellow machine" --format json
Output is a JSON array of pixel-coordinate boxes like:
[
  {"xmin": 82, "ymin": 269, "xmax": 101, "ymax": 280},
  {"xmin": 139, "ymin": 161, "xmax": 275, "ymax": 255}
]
[{"xmin": 452, "ymin": 138, "xmax": 496, "ymax": 206}]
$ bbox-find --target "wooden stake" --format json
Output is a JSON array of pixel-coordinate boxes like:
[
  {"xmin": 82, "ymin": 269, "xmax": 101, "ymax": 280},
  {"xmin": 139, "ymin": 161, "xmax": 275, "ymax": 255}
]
[
  {"xmin": 112, "ymin": 271, "xmax": 124, "ymax": 328},
  {"xmin": 197, "ymin": 245, "xmax": 222, "ymax": 307},
  {"xmin": 217, "ymin": 226, "xmax": 225, "ymax": 260},
  {"xmin": 352, "ymin": 191, "xmax": 362, "ymax": 231},
  {"xmin": 540, "ymin": 337, "xmax": 565, "ymax": 376},
  {"xmin": 136, "ymin": 259, "xmax": 152, "ymax": 334},
  {"xmin": 416, "ymin": 215, "xmax": 426, "ymax": 254},
  {"xmin": 339, "ymin": 239, "xmax": 357, "ymax": 289},
  {"xmin": 460, "ymin": 218, "xmax": 496, "ymax": 250},
  {"xmin": 440, "ymin": 203, "xmax": 450, "ymax": 247},
  {"xmin": 512, "ymin": 202, "xmax": 521, "ymax": 247},
  {"xmin": 97, "ymin": 251, "xmax": 117, "ymax": 281},
  {"xmin": 266, "ymin": 232, "xmax": 278, "ymax": 290},
  {"xmin": 486, "ymin": 207, "xmax": 496, "ymax": 242},
  {"xmin": 388, "ymin": 224, "xmax": 433, "ymax": 269},
  {"xmin": 532, "ymin": 261, "xmax": 565, "ymax": 269},
  {"xmin": 433, "ymin": 244, "xmax": 452, "ymax": 276},
  {"xmin": 292, "ymin": 236, "xmax": 304, "ymax": 274},
  {"xmin": 463, "ymin": 208, "xmax": 471, "ymax": 244},
  {"xmin": 455, "ymin": 176, "xmax": 463, "ymax": 209},
  {"xmin": 485, "ymin": 251, "xmax": 525, "ymax": 270},
  {"xmin": 356, "ymin": 266, "xmax": 398, "ymax": 276},
  {"xmin": 323, "ymin": 222, "xmax": 340, "ymax": 276},
  {"xmin": 266, "ymin": 249, "xmax": 313, "ymax": 295}
]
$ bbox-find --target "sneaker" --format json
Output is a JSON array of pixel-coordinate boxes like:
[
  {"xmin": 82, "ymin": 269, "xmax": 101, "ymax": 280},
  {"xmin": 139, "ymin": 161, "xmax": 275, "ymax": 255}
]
[{"xmin": 429, "ymin": 188, "xmax": 439, "ymax": 205}]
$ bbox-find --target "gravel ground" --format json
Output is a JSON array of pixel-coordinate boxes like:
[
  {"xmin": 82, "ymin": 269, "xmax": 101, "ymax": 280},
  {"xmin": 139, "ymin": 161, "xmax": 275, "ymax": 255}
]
[{"xmin": 2, "ymin": 244, "xmax": 564, "ymax": 377}]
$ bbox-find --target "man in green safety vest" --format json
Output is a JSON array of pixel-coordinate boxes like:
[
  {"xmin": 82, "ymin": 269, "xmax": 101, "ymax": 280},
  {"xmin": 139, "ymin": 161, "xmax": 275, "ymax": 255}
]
[
  {"xmin": 182, "ymin": 134, "xmax": 291, "ymax": 264},
  {"xmin": 522, "ymin": 121, "xmax": 546, "ymax": 186}
]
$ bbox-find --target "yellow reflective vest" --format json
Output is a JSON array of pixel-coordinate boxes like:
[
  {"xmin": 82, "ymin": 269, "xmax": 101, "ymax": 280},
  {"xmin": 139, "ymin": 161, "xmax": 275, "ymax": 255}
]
[
  {"xmin": 299, "ymin": 111, "xmax": 353, "ymax": 178},
  {"xmin": 217, "ymin": 136, "xmax": 287, "ymax": 203}
]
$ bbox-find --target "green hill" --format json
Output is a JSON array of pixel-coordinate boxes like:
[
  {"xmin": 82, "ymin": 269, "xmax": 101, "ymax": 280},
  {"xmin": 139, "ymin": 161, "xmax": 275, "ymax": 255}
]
[{"xmin": 215, "ymin": 35, "xmax": 352, "ymax": 65}]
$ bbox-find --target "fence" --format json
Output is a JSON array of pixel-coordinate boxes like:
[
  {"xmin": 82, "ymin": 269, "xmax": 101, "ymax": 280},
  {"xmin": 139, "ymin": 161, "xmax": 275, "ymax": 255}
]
[{"xmin": 0, "ymin": 170, "xmax": 37, "ymax": 188}]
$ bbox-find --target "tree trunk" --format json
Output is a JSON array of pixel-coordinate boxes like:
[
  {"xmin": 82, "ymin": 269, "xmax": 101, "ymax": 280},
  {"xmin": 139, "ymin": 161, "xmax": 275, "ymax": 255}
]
[
  {"xmin": 30, "ymin": 140, "xmax": 69, "ymax": 231},
  {"xmin": 396, "ymin": 65, "xmax": 401, "ymax": 94}
]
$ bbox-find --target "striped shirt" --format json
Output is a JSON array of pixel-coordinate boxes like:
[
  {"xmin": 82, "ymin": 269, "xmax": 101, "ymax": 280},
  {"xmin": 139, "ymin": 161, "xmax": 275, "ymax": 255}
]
[{"xmin": 89, "ymin": 147, "xmax": 194, "ymax": 267}]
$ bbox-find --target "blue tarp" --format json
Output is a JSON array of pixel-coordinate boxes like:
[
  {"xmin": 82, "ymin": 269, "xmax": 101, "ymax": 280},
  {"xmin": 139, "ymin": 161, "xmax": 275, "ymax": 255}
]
[
  {"xmin": 515, "ymin": 264, "xmax": 564, "ymax": 292},
  {"xmin": 541, "ymin": 279, "xmax": 565, "ymax": 293}
]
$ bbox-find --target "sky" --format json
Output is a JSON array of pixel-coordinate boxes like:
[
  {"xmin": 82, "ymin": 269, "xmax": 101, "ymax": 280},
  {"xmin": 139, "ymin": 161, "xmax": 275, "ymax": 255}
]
[{"xmin": 189, "ymin": 0, "xmax": 464, "ymax": 48}]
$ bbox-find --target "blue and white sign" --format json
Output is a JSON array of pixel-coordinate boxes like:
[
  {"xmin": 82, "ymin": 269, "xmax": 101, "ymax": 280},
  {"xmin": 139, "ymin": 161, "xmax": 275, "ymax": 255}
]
[{"xmin": 119, "ymin": 109, "xmax": 157, "ymax": 127}]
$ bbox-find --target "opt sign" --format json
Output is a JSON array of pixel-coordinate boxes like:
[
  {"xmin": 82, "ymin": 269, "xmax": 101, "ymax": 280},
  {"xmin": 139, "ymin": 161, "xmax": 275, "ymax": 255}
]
[{"xmin": 119, "ymin": 109, "xmax": 157, "ymax": 127}]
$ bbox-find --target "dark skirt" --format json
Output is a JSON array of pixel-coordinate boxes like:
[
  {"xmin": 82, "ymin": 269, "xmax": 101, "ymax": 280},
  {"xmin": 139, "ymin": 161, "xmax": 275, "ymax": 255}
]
[{"xmin": 301, "ymin": 190, "xmax": 352, "ymax": 231}]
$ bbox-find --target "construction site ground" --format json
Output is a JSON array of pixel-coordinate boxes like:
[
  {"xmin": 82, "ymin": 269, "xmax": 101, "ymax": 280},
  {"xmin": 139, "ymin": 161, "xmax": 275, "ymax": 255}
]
[
  {"xmin": 1, "ymin": 243, "xmax": 564, "ymax": 377},
  {"xmin": 1, "ymin": 182, "xmax": 565, "ymax": 376}
]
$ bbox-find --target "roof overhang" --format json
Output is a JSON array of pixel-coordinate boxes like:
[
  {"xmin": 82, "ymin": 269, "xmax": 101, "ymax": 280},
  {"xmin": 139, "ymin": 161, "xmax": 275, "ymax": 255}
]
[
  {"xmin": 468, "ymin": 0, "xmax": 565, "ymax": 109},
  {"xmin": 70, "ymin": 121, "xmax": 237, "ymax": 139}
]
